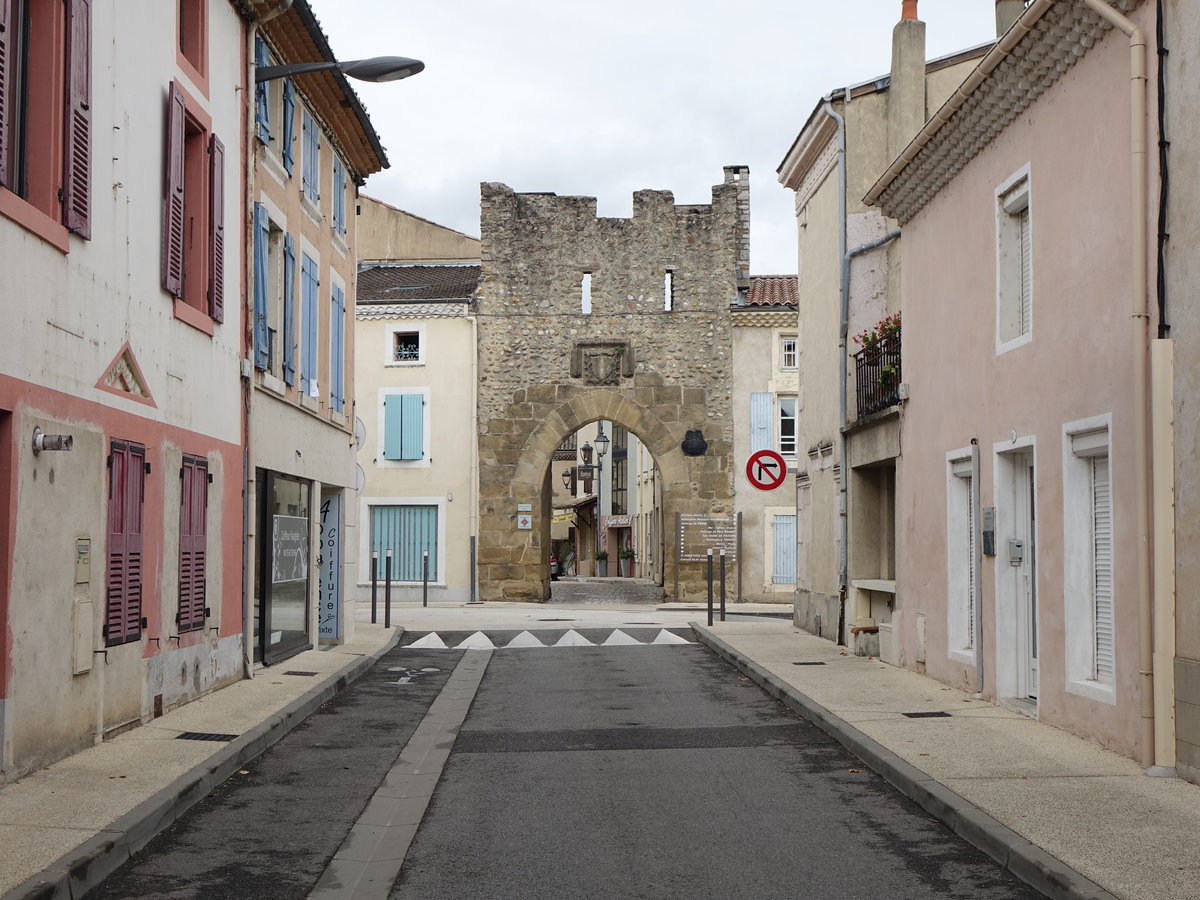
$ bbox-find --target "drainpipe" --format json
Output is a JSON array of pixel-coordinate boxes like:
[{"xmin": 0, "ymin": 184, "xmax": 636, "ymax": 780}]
[
  {"xmin": 1079, "ymin": 0, "xmax": 1165, "ymax": 775},
  {"xmin": 970, "ymin": 438, "xmax": 984, "ymax": 695},
  {"xmin": 823, "ymin": 101, "xmax": 848, "ymax": 644}
]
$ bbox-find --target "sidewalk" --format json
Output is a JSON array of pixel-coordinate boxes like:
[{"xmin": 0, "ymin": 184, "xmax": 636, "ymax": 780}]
[
  {"xmin": 0, "ymin": 624, "xmax": 399, "ymax": 900},
  {"xmin": 693, "ymin": 619, "xmax": 1200, "ymax": 900}
]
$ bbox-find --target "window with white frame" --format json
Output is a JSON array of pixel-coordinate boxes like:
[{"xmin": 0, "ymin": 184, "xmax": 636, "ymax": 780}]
[
  {"xmin": 780, "ymin": 336, "xmax": 798, "ymax": 370},
  {"xmin": 778, "ymin": 397, "xmax": 797, "ymax": 456},
  {"xmin": 997, "ymin": 167, "xmax": 1032, "ymax": 349},
  {"xmin": 946, "ymin": 454, "xmax": 976, "ymax": 660},
  {"xmin": 1063, "ymin": 422, "xmax": 1115, "ymax": 701},
  {"xmin": 387, "ymin": 324, "xmax": 424, "ymax": 365}
]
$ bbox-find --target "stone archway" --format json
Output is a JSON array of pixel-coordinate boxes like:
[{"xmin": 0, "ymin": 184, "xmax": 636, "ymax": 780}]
[{"xmin": 474, "ymin": 168, "xmax": 750, "ymax": 602}]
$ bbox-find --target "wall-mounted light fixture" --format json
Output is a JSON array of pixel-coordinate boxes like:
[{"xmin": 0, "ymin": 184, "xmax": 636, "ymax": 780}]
[{"xmin": 32, "ymin": 426, "xmax": 73, "ymax": 456}]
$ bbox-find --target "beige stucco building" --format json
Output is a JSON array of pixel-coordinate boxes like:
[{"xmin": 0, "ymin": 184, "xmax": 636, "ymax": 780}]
[
  {"xmin": 731, "ymin": 276, "xmax": 799, "ymax": 603},
  {"xmin": 868, "ymin": 0, "xmax": 1167, "ymax": 767},
  {"xmin": 245, "ymin": 1, "xmax": 387, "ymax": 664},
  {"xmin": 1164, "ymin": 0, "xmax": 1200, "ymax": 783},
  {"xmin": 778, "ymin": 6, "xmax": 988, "ymax": 649}
]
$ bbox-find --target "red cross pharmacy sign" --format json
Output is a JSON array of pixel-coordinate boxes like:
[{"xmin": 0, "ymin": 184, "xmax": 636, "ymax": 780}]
[{"xmin": 746, "ymin": 449, "xmax": 787, "ymax": 491}]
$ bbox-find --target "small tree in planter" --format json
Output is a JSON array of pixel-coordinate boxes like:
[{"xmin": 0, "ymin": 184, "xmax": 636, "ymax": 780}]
[
  {"xmin": 594, "ymin": 550, "xmax": 608, "ymax": 577},
  {"xmin": 618, "ymin": 547, "xmax": 635, "ymax": 577}
]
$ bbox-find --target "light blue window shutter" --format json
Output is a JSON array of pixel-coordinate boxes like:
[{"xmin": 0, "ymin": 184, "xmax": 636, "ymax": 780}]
[
  {"xmin": 332, "ymin": 158, "xmax": 346, "ymax": 235},
  {"xmin": 750, "ymin": 392, "xmax": 775, "ymax": 453},
  {"xmin": 254, "ymin": 37, "xmax": 270, "ymax": 145},
  {"xmin": 252, "ymin": 204, "xmax": 270, "ymax": 369},
  {"xmin": 281, "ymin": 79, "xmax": 296, "ymax": 175},
  {"xmin": 383, "ymin": 396, "xmax": 404, "ymax": 460},
  {"xmin": 282, "ymin": 234, "xmax": 296, "ymax": 385},
  {"xmin": 772, "ymin": 515, "xmax": 797, "ymax": 584},
  {"xmin": 302, "ymin": 111, "xmax": 319, "ymax": 203},
  {"xmin": 400, "ymin": 394, "xmax": 423, "ymax": 460},
  {"xmin": 371, "ymin": 505, "xmax": 438, "ymax": 581},
  {"xmin": 300, "ymin": 254, "xmax": 318, "ymax": 394},
  {"xmin": 330, "ymin": 285, "xmax": 345, "ymax": 411}
]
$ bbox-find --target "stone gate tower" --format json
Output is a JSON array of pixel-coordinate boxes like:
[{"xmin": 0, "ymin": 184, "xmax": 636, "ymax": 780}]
[{"xmin": 475, "ymin": 166, "xmax": 750, "ymax": 601}]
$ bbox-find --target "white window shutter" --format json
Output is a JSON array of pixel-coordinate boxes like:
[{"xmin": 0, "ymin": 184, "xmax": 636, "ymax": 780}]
[
  {"xmin": 1092, "ymin": 456, "xmax": 1114, "ymax": 684},
  {"xmin": 750, "ymin": 392, "xmax": 774, "ymax": 453}
]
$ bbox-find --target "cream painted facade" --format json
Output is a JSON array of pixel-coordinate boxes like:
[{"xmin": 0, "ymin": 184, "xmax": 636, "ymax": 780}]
[
  {"xmin": 731, "ymin": 306, "xmax": 798, "ymax": 603},
  {"xmin": 0, "ymin": 1, "xmax": 246, "ymax": 779},
  {"xmin": 1164, "ymin": 0, "xmax": 1200, "ymax": 782},
  {"xmin": 354, "ymin": 302, "xmax": 478, "ymax": 602},
  {"xmin": 358, "ymin": 195, "xmax": 481, "ymax": 264},
  {"xmin": 778, "ymin": 15, "xmax": 987, "ymax": 646},
  {"xmin": 245, "ymin": 1, "xmax": 387, "ymax": 663},
  {"xmin": 870, "ymin": 0, "xmax": 1160, "ymax": 765}
]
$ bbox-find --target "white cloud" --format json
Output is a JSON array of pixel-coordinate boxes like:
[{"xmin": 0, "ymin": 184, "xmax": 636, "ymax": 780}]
[{"xmin": 315, "ymin": 0, "xmax": 997, "ymax": 273}]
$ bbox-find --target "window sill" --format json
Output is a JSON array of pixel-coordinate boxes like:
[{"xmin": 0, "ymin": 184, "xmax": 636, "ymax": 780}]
[
  {"xmin": 851, "ymin": 579, "xmax": 896, "ymax": 594},
  {"xmin": 301, "ymin": 192, "xmax": 323, "ymax": 227},
  {"xmin": 259, "ymin": 371, "xmax": 287, "ymax": 396},
  {"xmin": 1066, "ymin": 678, "xmax": 1117, "ymax": 706},
  {"xmin": 384, "ymin": 360, "xmax": 425, "ymax": 368},
  {"xmin": 259, "ymin": 148, "xmax": 288, "ymax": 187},
  {"xmin": 0, "ymin": 191, "xmax": 70, "ymax": 253},
  {"xmin": 328, "ymin": 408, "xmax": 345, "ymax": 427},
  {"xmin": 331, "ymin": 227, "xmax": 348, "ymax": 258},
  {"xmin": 173, "ymin": 298, "xmax": 215, "ymax": 336},
  {"xmin": 300, "ymin": 393, "xmax": 322, "ymax": 413}
]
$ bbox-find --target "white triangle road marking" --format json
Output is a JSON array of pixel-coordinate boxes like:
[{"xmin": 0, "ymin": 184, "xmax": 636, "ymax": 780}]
[
  {"xmin": 652, "ymin": 629, "xmax": 692, "ymax": 645},
  {"xmin": 505, "ymin": 631, "xmax": 547, "ymax": 648},
  {"xmin": 407, "ymin": 633, "xmax": 448, "ymax": 649},
  {"xmin": 553, "ymin": 630, "xmax": 595, "ymax": 647},
  {"xmin": 602, "ymin": 629, "xmax": 644, "ymax": 646},
  {"xmin": 454, "ymin": 631, "xmax": 497, "ymax": 649}
]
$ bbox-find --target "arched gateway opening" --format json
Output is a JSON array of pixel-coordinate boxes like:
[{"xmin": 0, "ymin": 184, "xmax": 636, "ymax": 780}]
[{"xmin": 475, "ymin": 167, "xmax": 750, "ymax": 602}]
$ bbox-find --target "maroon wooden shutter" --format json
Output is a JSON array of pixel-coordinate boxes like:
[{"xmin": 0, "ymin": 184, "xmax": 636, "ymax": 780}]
[
  {"xmin": 105, "ymin": 443, "xmax": 129, "ymax": 644},
  {"xmin": 106, "ymin": 441, "xmax": 145, "ymax": 645},
  {"xmin": 0, "ymin": 0, "xmax": 11, "ymax": 189},
  {"xmin": 178, "ymin": 456, "xmax": 208, "ymax": 633},
  {"xmin": 62, "ymin": 0, "xmax": 91, "ymax": 238},
  {"xmin": 162, "ymin": 82, "xmax": 186, "ymax": 298},
  {"xmin": 207, "ymin": 134, "xmax": 224, "ymax": 322}
]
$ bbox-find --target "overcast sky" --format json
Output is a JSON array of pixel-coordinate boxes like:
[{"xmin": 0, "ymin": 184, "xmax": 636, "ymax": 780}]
[{"xmin": 315, "ymin": 1, "xmax": 999, "ymax": 275}]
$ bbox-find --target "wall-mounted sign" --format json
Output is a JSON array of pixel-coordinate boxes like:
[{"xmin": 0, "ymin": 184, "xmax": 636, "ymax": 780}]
[
  {"xmin": 318, "ymin": 494, "xmax": 341, "ymax": 640},
  {"xmin": 517, "ymin": 514, "xmax": 533, "ymax": 530},
  {"xmin": 517, "ymin": 503, "xmax": 532, "ymax": 512}
]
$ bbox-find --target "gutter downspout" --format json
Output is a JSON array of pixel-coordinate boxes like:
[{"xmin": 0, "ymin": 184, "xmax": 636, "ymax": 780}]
[
  {"xmin": 824, "ymin": 101, "xmax": 848, "ymax": 645},
  {"xmin": 1080, "ymin": 0, "xmax": 1167, "ymax": 775},
  {"xmin": 971, "ymin": 438, "xmax": 984, "ymax": 695}
]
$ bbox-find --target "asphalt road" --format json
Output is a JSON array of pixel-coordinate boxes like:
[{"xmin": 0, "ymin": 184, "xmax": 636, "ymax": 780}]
[{"xmin": 90, "ymin": 629, "xmax": 1044, "ymax": 899}]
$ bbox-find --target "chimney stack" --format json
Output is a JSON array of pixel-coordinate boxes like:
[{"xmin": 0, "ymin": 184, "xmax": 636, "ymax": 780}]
[
  {"xmin": 995, "ymin": 0, "xmax": 1024, "ymax": 36},
  {"xmin": 888, "ymin": 1, "xmax": 926, "ymax": 163}
]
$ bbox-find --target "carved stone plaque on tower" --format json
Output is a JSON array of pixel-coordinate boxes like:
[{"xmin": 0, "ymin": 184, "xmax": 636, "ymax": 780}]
[{"xmin": 571, "ymin": 342, "xmax": 633, "ymax": 384}]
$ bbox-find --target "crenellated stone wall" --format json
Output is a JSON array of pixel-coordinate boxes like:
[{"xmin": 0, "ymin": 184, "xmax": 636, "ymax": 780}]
[{"xmin": 475, "ymin": 167, "xmax": 750, "ymax": 601}]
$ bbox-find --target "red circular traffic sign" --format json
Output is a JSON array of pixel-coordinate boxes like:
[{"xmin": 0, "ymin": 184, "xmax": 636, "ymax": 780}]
[{"xmin": 746, "ymin": 449, "xmax": 787, "ymax": 491}]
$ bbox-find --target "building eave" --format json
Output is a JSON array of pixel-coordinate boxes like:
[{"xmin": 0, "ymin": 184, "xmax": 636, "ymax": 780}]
[{"xmin": 865, "ymin": 0, "xmax": 1144, "ymax": 222}]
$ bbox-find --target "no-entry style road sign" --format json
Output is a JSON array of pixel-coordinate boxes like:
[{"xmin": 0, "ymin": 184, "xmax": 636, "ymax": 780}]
[{"xmin": 746, "ymin": 449, "xmax": 787, "ymax": 491}]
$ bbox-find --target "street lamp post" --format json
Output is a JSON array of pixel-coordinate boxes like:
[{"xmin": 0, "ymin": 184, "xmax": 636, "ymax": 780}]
[
  {"xmin": 594, "ymin": 425, "xmax": 610, "ymax": 558},
  {"xmin": 255, "ymin": 56, "xmax": 425, "ymax": 84}
]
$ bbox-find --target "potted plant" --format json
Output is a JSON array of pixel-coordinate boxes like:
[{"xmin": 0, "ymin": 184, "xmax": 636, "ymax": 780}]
[
  {"xmin": 594, "ymin": 550, "xmax": 608, "ymax": 577},
  {"xmin": 618, "ymin": 547, "xmax": 635, "ymax": 577}
]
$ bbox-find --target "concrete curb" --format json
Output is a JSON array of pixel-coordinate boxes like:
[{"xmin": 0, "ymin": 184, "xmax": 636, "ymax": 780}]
[
  {"xmin": 691, "ymin": 624, "xmax": 1119, "ymax": 900},
  {"xmin": 3, "ymin": 629, "xmax": 403, "ymax": 900}
]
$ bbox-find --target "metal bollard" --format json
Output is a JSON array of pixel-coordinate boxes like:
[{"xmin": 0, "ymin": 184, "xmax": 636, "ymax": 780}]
[
  {"xmin": 706, "ymin": 549, "xmax": 714, "ymax": 627},
  {"xmin": 422, "ymin": 550, "xmax": 429, "ymax": 608},
  {"xmin": 370, "ymin": 552, "xmax": 378, "ymax": 624},
  {"xmin": 719, "ymin": 549, "xmax": 726, "ymax": 622},
  {"xmin": 384, "ymin": 550, "xmax": 393, "ymax": 629}
]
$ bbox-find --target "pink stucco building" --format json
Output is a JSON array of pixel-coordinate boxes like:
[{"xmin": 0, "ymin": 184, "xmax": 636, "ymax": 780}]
[{"xmin": 868, "ymin": 0, "xmax": 1170, "ymax": 766}]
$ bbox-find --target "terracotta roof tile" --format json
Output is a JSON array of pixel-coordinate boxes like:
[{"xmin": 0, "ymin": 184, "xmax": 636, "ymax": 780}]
[
  {"xmin": 745, "ymin": 275, "xmax": 798, "ymax": 308},
  {"xmin": 357, "ymin": 265, "xmax": 480, "ymax": 303}
]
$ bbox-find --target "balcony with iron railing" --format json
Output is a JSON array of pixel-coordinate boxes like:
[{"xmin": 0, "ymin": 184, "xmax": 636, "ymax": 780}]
[{"xmin": 853, "ymin": 331, "xmax": 901, "ymax": 420}]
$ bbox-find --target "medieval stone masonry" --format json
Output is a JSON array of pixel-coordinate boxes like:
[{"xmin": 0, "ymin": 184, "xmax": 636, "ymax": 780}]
[{"xmin": 475, "ymin": 167, "xmax": 750, "ymax": 601}]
